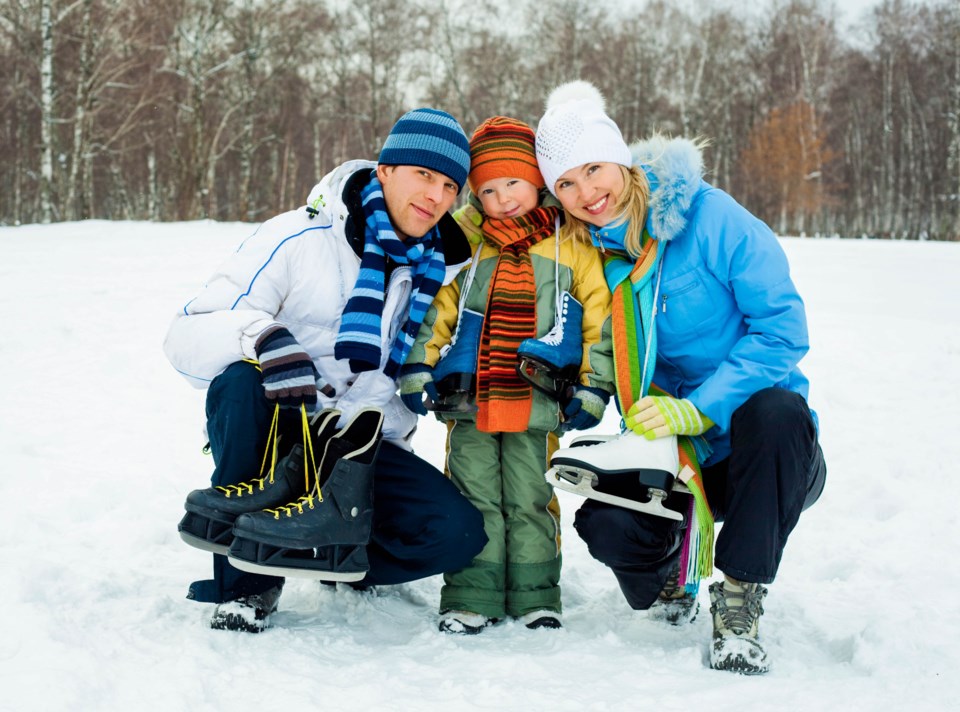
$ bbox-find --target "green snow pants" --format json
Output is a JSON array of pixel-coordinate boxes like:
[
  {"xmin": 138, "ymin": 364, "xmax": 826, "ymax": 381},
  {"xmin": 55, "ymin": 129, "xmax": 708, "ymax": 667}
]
[{"xmin": 439, "ymin": 420, "xmax": 562, "ymax": 619}]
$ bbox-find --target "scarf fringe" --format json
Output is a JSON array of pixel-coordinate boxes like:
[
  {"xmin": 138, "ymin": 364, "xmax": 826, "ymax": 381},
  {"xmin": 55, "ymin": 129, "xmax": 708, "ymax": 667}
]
[{"xmin": 677, "ymin": 464, "xmax": 714, "ymax": 594}]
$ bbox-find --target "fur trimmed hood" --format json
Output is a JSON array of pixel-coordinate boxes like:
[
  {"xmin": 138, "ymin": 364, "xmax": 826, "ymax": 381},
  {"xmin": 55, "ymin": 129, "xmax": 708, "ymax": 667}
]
[{"xmin": 630, "ymin": 136, "xmax": 705, "ymax": 243}]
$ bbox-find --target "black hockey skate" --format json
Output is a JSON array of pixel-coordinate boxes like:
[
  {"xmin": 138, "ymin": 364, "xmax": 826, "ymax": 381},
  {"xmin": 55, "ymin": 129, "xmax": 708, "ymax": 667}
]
[
  {"xmin": 546, "ymin": 432, "xmax": 688, "ymax": 521},
  {"xmin": 425, "ymin": 308, "xmax": 482, "ymax": 414},
  {"xmin": 178, "ymin": 409, "xmax": 342, "ymax": 554},
  {"xmin": 516, "ymin": 291, "xmax": 582, "ymax": 405},
  {"xmin": 227, "ymin": 408, "xmax": 384, "ymax": 582}
]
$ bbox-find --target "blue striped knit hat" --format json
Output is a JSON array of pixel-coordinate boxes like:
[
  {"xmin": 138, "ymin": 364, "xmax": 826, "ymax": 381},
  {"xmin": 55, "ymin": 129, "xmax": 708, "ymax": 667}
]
[{"xmin": 378, "ymin": 108, "xmax": 471, "ymax": 191}]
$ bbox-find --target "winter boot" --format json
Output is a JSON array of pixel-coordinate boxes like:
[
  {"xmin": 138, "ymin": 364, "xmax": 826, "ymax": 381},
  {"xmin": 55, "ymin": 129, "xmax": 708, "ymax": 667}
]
[
  {"xmin": 209, "ymin": 583, "xmax": 283, "ymax": 634},
  {"xmin": 516, "ymin": 290, "xmax": 583, "ymax": 402},
  {"xmin": 517, "ymin": 610, "xmax": 563, "ymax": 630},
  {"xmin": 709, "ymin": 578, "xmax": 770, "ymax": 674},
  {"xmin": 227, "ymin": 408, "xmax": 384, "ymax": 582},
  {"xmin": 427, "ymin": 308, "xmax": 483, "ymax": 413},
  {"xmin": 648, "ymin": 567, "xmax": 699, "ymax": 625},
  {"xmin": 438, "ymin": 610, "xmax": 498, "ymax": 635},
  {"xmin": 546, "ymin": 431, "xmax": 684, "ymax": 521},
  {"xmin": 178, "ymin": 409, "xmax": 342, "ymax": 555}
]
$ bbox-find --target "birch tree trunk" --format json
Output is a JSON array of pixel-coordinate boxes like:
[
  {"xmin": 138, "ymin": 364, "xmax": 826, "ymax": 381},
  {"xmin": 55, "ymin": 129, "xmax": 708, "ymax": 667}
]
[
  {"xmin": 950, "ymin": 31, "xmax": 960, "ymax": 240},
  {"xmin": 39, "ymin": 0, "xmax": 54, "ymax": 223},
  {"xmin": 65, "ymin": 0, "xmax": 94, "ymax": 221}
]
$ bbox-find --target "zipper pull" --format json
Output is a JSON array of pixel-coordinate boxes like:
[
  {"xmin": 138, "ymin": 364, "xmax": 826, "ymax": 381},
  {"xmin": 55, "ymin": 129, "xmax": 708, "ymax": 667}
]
[{"xmin": 662, "ymin": 295, "xmax": 668, "ymax": 313}]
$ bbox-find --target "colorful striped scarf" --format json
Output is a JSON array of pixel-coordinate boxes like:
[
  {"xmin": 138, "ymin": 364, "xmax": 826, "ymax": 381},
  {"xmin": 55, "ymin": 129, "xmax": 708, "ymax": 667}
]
[
  {"xmin": 335, "ymin": 173, "xmax": 447, "ymax": 379},
  {"xmin": 604, "ymin": 231, "xmax": 714, "ymax": 594},
  {"xmin": 475, "ymin": 205, "xmax": 559, "ymax": 432}
]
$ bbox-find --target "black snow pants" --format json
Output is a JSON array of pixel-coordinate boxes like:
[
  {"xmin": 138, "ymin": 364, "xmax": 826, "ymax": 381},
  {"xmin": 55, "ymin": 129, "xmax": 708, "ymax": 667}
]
[{"xmin": 573, "ymin": 387, "xmax": 826, "ymax": 609}]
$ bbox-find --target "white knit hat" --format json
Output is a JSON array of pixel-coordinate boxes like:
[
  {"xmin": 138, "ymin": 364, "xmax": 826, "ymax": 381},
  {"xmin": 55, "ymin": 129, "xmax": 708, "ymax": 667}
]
[{"xmin": 535, "ymin": 81, "xmax": 632, "ymax": 196}]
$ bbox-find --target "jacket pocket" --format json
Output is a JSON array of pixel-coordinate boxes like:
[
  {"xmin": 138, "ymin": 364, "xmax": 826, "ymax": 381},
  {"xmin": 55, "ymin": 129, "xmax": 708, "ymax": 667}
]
[{"xmin": 659, "ymin": 272, "xmax": 715, "ymax": 334}]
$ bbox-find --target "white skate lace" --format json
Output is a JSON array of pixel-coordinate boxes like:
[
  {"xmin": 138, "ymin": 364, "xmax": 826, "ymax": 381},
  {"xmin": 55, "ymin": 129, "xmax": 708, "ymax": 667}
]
[{"xmin": 539, "ymin": 304, "xmax": 567, "ymax": 346}]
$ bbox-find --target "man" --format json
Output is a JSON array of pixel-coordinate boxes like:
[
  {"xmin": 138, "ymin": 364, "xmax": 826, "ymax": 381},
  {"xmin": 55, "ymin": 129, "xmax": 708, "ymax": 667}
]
[{"xmin": 164, "ymin": 108, "xmax": 486, "ymax": 633}]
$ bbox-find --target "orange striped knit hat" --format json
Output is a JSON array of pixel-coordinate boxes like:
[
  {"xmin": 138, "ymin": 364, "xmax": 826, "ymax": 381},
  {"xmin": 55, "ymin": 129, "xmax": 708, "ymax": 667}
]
[{"xmin": 467, "ymin": 116, "xmax": 545, "ymax": 194}]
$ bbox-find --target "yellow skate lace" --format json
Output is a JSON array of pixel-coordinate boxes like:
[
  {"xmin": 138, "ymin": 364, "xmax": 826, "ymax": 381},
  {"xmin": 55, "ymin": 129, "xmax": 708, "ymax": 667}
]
[
  {"xmin": 214, "ymin": 403, "xmax": 282, "ymax": 497},
  {"xmin": 264, "ymin": 406, "xmax": 323, "ymax": 518}
]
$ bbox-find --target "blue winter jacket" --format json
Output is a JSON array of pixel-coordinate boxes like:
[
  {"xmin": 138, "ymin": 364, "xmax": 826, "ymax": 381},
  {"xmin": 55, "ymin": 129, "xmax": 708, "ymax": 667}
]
[{"xmin": 627, "ymin": 137, "xmax": 813, "ymax": 466}]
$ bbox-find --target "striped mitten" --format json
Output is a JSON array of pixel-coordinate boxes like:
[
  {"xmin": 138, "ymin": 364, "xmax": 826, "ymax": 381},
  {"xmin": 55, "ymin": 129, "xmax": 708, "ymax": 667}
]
[
  {"xmin": 625, "ymin": 396, "xmax": 714, "ymax": 440},
  {"xmin": 254, "ymin": 325, "xmax": 320, "ymax": 410}
]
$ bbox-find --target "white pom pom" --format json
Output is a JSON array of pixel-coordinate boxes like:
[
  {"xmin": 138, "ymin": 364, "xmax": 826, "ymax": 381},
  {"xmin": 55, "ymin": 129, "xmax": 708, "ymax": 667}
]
[{"xmin": 546, "ymin": 80, "xmax": 606, "ymax": 112}]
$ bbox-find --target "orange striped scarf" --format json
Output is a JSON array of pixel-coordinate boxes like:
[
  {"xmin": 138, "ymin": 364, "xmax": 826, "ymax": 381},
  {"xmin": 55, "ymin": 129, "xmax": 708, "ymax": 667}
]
[{"xmin": 475, "ymin": 206, "xmax": 559, "ymax": 432}]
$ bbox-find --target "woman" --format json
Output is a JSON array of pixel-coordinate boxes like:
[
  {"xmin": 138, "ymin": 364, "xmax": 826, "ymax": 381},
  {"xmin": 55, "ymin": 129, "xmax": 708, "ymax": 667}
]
[{"xmin": 535, "ymin": 81, "xmax": 826, "ymax": 675}]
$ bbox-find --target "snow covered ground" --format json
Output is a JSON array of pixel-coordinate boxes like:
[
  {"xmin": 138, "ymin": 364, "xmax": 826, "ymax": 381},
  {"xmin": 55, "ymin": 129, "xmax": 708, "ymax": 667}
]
[{"xmin": 2, "ymin": 220, "xmax": 958, "ymax": 711}]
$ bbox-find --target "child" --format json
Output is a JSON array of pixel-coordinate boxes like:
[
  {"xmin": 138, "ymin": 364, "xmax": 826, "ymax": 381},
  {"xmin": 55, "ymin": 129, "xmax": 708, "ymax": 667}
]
[{"xmin": 399, "ymin": 116, "xmax": 615, "ymax": 633}]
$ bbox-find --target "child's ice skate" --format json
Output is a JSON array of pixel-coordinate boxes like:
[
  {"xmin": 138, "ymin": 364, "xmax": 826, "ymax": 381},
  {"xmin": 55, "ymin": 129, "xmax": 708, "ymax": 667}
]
[
  {"xmin": 516, "ymin": 290, "xmax": 582, "ymax": 403},
  {"xmin": 226, "ymin": 408, "xmax": 384, "ymax": 582},
  {"xmin": 426, "ymin": 308, "xmax": 482, "ymax": 413},
  {"xmin": 546, "ymin": 431, "xmax": 689, "ymax": 521}
]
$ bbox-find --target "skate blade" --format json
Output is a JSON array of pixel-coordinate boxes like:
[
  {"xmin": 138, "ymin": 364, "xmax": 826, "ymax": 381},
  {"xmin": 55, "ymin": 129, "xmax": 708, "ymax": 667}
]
[
  {"xmin": 227, "ymin": 554, "xmax": 367, "ymax": 582},
  {"xmin": 424, "ymin": 393, "xmax": 477, "ymax": 414},
  {"xmin": 516, "ymin": 358, "xmax": 569, "ymax": 401},
  {"xmin": 545, "ymin": 467, "xmax": 684, "ymax": 521},
  {"xmin": 179, "ymin": 530, "xmax": 230, "ymax": 556},
  {"xmin": 569, "ymin": 434, "xmax": 617, "ymax": 448}
]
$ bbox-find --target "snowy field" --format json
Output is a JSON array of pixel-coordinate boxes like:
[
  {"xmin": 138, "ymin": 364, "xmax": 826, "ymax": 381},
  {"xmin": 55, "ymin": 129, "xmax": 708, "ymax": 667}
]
[{"xmin": 2, "ymin": 220, "xmax": 958, "ymax": 711}]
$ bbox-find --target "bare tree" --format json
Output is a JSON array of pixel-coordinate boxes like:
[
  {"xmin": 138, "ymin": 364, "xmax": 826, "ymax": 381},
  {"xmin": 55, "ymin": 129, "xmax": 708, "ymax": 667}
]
[{"xmin": 0, "ymin": 0, "xmax": 954, "ymax": 238}]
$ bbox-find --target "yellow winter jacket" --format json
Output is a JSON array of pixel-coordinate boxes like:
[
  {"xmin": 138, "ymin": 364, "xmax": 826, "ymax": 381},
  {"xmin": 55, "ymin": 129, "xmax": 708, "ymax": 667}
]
[{"xmin": 404, "ymin": 204, "xmax": 615, "ymax": 432}]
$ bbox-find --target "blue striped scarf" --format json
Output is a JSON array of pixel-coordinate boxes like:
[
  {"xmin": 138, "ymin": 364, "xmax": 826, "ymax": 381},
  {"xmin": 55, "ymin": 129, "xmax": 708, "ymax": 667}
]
[{"xmin": 334, "ymin": 173, "xmax": 446, "ymax": 379}]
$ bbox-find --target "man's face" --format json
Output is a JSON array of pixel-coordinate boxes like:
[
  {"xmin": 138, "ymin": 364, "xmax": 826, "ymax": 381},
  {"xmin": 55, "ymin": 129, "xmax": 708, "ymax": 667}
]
[{"xmin": 376, "ymin": 164, "xmax": 459, "ymax": 240}]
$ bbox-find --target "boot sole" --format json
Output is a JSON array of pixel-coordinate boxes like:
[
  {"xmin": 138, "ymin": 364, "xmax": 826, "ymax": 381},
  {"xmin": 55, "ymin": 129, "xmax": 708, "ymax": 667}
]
[{"xmin": 709, "ymin": 658, "xmax": 770, "ymax": 675}]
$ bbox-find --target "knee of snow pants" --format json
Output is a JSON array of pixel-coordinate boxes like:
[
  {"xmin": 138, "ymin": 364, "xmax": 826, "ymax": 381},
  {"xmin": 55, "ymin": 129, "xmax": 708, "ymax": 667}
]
[
  {"xmin": 361, "ymin": 441, "xmax": 487, "ymax": 586},
  {"xmin": 574, "ymin": 499, "xmax": 684, "ymax": 610}
]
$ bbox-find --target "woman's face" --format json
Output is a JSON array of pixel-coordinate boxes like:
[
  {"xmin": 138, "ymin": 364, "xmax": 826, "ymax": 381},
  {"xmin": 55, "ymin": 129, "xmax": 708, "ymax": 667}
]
[{"xmin": 553, "ymin": 162, "xmax": 625, "ymax": 227}]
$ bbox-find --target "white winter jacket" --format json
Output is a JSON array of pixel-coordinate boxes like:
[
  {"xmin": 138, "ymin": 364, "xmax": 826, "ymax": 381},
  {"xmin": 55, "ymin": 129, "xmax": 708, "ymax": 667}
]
[{"xmin": 163, "ymin": 159, "xmax": 470, "ymax": 447}]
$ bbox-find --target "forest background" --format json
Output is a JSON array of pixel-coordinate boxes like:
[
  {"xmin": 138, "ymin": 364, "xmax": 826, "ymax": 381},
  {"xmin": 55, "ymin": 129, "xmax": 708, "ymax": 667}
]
[{"xmin": 2, "ymin": 0, "xmax": 958, "ymax": 240}]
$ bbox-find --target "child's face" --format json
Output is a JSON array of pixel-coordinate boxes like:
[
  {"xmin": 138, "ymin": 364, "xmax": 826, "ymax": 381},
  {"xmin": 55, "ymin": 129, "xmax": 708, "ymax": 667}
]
[{"xmin": 476, "ymin": 177, "xmax": 540, "ymax": 220}]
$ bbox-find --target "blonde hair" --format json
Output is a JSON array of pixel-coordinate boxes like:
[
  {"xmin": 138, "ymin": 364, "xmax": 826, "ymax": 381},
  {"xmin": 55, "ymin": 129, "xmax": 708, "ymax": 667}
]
[{"xmin": 563, "ymin": 165, "xmax": 651, "ymax": 259}]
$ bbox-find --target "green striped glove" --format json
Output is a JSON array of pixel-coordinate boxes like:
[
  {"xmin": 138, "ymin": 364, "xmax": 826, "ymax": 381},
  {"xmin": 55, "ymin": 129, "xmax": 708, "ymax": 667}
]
[
  {"xmin": 625, "ymin": 396, "xmax": 714, "ymax": 440},
  {"xmin": 399, "ymin": 365, "xmax": 438, "ymax": 417}
]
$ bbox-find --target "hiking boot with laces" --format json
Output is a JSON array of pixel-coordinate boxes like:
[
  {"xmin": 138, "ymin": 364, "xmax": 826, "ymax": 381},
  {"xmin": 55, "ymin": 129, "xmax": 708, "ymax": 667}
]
[
  {"xmin": 227, "ymin": 408, "xmax": 383, "ymax": 582},
  {"xmin": 438, "ymin": 610, "xmax": 497, "ymax": 635},
  {"xmin": 648, "ymin": 567, "xmax": 699, "ymax": 625},
  {"xmin": 209, "ymin": 584, "xmax": 283, "ymax": 634},
  {"xmin": 179, "ymin": 409, "xmax": 342, "ymax": 554},
  {"xmin": 709, "ymin": 578, "xmax": 770, "ymax": 674}
]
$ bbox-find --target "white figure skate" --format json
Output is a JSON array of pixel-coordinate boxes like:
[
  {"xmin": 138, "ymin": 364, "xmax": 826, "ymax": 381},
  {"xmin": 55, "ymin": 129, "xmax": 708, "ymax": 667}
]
[{"xmin": 546, "ymin": 431, "xmax": 691, "ymax": 520}]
